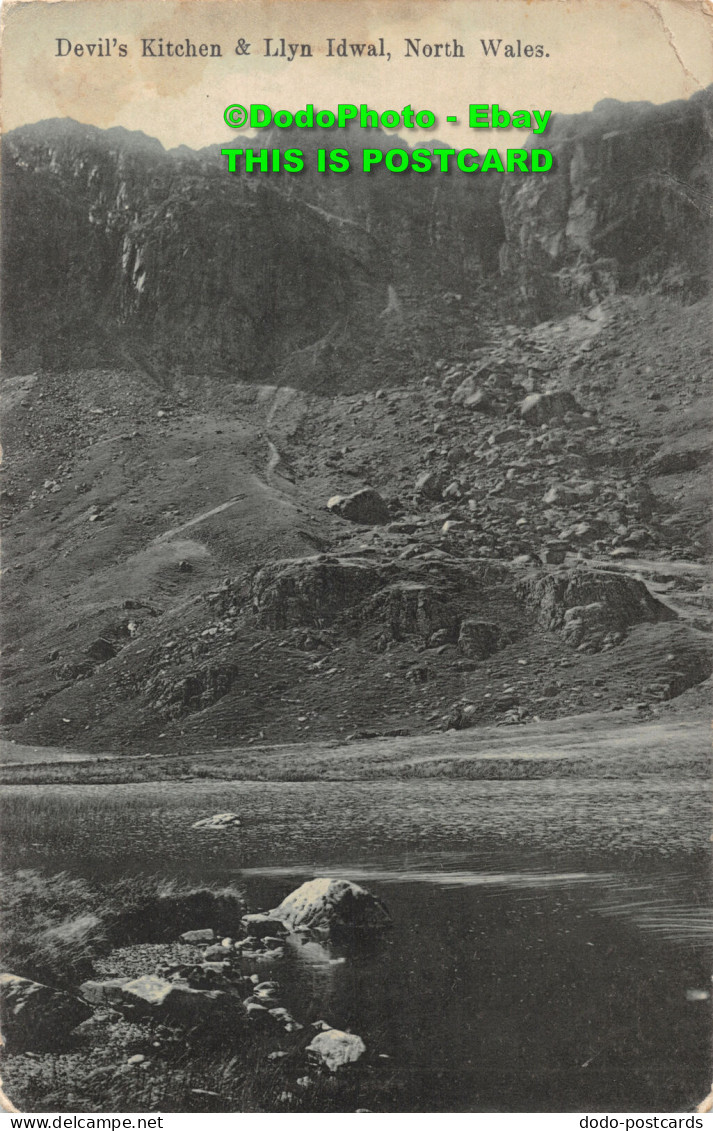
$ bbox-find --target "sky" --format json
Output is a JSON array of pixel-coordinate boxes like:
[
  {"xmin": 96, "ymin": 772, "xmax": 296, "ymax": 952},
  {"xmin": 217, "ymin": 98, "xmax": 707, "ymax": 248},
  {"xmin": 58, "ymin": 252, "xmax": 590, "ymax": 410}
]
[{"xmin": 2, "ymin": 0, "xmax": 712, "ymax": 150}]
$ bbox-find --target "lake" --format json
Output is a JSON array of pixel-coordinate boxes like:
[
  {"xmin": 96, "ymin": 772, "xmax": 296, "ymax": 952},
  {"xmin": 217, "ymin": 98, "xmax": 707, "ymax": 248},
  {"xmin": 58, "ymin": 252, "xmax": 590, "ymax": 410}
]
[{"xmin": 1, "ymin": 776, "xmax": 710, "ymax": 1112}]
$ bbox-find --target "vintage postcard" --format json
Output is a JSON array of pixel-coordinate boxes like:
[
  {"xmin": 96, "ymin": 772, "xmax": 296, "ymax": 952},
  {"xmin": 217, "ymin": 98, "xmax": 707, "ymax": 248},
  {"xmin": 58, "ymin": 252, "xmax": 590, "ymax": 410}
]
[{"xmin": 0, "ymin": 0, "xmax": 712, "ymax": 1116}]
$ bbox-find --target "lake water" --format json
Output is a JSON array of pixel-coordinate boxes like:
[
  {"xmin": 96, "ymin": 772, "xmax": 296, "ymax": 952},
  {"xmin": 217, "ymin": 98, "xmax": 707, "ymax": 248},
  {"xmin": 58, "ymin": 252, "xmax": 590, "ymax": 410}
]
[{"xmin": 1, "ymin": 777, "xmax": 711, "ymax": 1112}]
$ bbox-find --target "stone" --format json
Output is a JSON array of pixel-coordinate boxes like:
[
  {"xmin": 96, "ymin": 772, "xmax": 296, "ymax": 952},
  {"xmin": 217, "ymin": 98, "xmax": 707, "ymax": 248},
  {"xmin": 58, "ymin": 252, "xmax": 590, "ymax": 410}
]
[
  {"xmin": 191, "ymin": 813, "xmax": 241, "ymax": 830},
  {"xmin": 446, "ymin": 702, "xmax": 479, "ymax": 730},
  {"xmin": 180, "ymin": 929, "xmax": 215, "ymax": 943},
  {"xmin": 203, "ymin": 944, "xmax": 233, "ymax": 961},
  {"xmin": 561, "ymin": 602, "xmax": 608, "ymax": 645},
  {"xmin": 428, "ymin": 628, "xmax": 452, "ymax": 648},
  {"xmin": 85, "ymin": 638, "xmax": 117, "ymax": 663},
  {"xmin": 326, "ymin": 488, "xmax": 390, "ymax": 526},
  {"xmin": 252, "ymin": 981, "xmax": 280, "ymax": 1002},
  {"xmin": 387, "ymin": 519, "xmax": 422, "ymax": 535},
  {"xmin": 244, "ymin": 1001, "xmax": 270, "ymax": 1020},
  {"xmin": 201, "ymin": 962, "xmax": 232, "ymax": 976},
  {"xmin": 450, "ymin": 373, "xmax": 479, "ymax": 404},
  {"xmin": 649, "ymin": 434, "xmax": 712, "ymax": 475},
  {"xmin": 307, "ymin": 1028, "xmax": 366, "ymax": 1072},
  {"xmin": 446, "ymin": 445, "xmax": 468, "ymax": 466},
  {"xmin": 79, "ymin": 978, "xmax": 131, "ymax": 1006},
  {"xmin": 464, "ymin": 390, "xmax": 494, "ymax": 413},
  {"xmin": 414, "ymin": 471, "xmax": 446, "ymax": 500},
  {"xmin": 272, "ymin": 878, "xmax": 391, "ymax": 940},
  {"xmin": 542, "ymin": 485, "xmax": 579, "ymax": 506},
  {"xmin": 458, "ymin": 620, "xmax": 501, "ymax": 660},
  {"xmin": 241, "ymin": 914, "xmax": 289, "ymax": 939},
  {"xmin": 541, "ymin": 544, "xmax": 567, "ymax": 565},
  {"xmin": 491, "ymin": 427, "xmax": 521, "ymax": 445},
  {"xmin": 0, "ymin": 973, "xmax": 93, "ymax": 1050},
  {"xmin": 564, "ymin": 522, "xmax": 595, "ymax": 542},
  {"xmin": 235, "ymin": 936, "xmax": 261, "ymax": 951},
  {"xmin": 118, "ymin": 975, "xmax": 232, "ymax": 1026},
  {"xmin": 520, "ymin": 391, "xmax": 581, "ymax": 426}
]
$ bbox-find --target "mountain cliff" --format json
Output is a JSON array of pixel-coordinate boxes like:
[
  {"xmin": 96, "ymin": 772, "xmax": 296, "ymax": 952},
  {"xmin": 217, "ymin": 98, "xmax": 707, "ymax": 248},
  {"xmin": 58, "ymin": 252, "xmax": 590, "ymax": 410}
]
[
  {"xmin": 3, "ymin": 89, "xmax": 711, "ymax": 389},
  {"xmin": 1, "ymin": 90, "xmax": 711, "ymax": 754}
]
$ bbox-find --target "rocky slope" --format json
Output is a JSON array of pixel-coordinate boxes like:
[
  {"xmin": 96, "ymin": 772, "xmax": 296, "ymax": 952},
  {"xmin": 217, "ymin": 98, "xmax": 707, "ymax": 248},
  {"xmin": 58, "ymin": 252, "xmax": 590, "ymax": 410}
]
[
  {"xmin": 0, "ymin": 91, "xmax": 711, "ymax": 755},
  {"xmin": 3, "ymin": 89, "xmax": 711, "ymax": 385},
  {"xmin": 1, "ymin": 286, "xmax": 711, "ymax": 753}
]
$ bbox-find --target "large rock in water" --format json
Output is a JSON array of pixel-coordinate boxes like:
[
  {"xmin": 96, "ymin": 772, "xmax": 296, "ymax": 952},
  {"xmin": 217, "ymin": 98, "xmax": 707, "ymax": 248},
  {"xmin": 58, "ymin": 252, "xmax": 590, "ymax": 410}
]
[
  {"xmin": 307, "ymin": 1028, "xmax": 366, "ymax": 1071},
  {"xmin": 272, "ymin": 878, "xmax": 391, "ymax": 940},
  {"xmin": 0, "ymin": 973, "xmax": 93, "ymax": 1050},
  {"xmin": 327, "ymin": 488, "xmax": 390, "ymax": 525}
]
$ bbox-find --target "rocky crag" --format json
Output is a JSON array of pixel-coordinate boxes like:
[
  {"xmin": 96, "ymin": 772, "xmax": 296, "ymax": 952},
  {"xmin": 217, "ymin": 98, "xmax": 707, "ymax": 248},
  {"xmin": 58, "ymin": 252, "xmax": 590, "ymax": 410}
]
[{"xmin": 3, "ymin": 90, "xmax": 711, "ymax": 385}]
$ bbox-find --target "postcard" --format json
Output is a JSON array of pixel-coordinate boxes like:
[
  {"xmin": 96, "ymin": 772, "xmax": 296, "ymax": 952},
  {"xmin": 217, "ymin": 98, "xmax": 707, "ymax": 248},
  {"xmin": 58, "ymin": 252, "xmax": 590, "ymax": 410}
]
[{"xmin": 1, "ymin": 0, "xmax": 712, "ymax": 1117}]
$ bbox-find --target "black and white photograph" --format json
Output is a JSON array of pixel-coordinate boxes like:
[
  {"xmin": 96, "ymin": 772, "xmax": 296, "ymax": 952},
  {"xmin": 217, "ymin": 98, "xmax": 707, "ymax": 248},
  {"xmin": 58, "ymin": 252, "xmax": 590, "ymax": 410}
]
[{"xmin": 0, "ymin": 0, "xmax": 712, "ymax": 1116}]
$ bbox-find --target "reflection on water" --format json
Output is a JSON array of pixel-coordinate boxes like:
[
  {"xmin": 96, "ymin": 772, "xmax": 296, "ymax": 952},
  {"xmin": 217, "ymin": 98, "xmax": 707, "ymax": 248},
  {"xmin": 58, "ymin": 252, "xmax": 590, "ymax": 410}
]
[{"xmin": 1, "ymin": 777, "xmax": 710, "ymax": 1112}]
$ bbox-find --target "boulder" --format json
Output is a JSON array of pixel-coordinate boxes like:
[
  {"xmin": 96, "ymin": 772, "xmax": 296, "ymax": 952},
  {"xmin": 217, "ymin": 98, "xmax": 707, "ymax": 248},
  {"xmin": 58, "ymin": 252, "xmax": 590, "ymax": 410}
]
[
  {"xmin": 191, "ymin": 813, "xmax": 241, "ymax": 830},
  {"xmin": 118, "ymin": 974, "xmax": 233, "ymax": 1027},
  {"xmin": 241, "ymin": 913, "xmax": 289, "ymax": 939},
  {"xmin": 272, "ymin": 878, "xmax": 391, "ymax": 940},
  {"xmin": 414, "ymin": 471, "xmax": 446, "ymax": 500},
  {"xmin": 490, "ymin": 426, "xmax": 521, "ymax": 445},
  {"xmin": 649, "ymin": 430, "xmax": 712, "ymax": 475},
  {"xmin": 542, "ymin": 485, "xmax": 579, "ymax": 505},
  {"xmin": 520, "ymin": 391, "xmax": 581, "ymax": 425},
  {"xmin": 0, "ymin": 973, "xmax": 93, "ymax": 1050},
  {"xmin": 446, "ymin": 445, "xmax": 468, "ymax": 466},
  {"xmin": 464, "ymin": 390, "xmax": 494, "ymax": 413},
  {"xmin": 458, "ymin": 620, "xmax": 502, "ymax": 660},
  {"xmin": 307, "ymin": 1028, "xmax": 366, "ymax": 1071},
  {"xmin": 203, "ymin": 944, "xmax": 234, "ymax": 961},
  {"xmin": 201, "ymin": 962, "xmax": 233, "ymax": 976},
  {"xmin": 252, "ymin": 980, "xmax": 280, "ymax": 1003},
  {"xmin": 180, "ymin": 929, "xmax": 216, "ymax": 943},
  {"xmin": 446, "ymin": 701, "xmax": 479, "ymax": 730},
  {"xmin": 450, "ymin": 373, "xmax": 479, "ymax": 405},
  {"xmin": 327, "ymin": 488, "xmax": 390, "ymax": 525},
  {"xmin": 79, "ymin": 978, "xmax": 131, "ymax": 1006},
  {"xmin": 561, "ymin": 602, "xmax": 609, "ymax": 646},
  {"xmin": 540, "ymin": 544, "xmax": 567, "ymax": 565},
  {"xmin": 85, "ymin": 638, "xmax": 117, "ymax": 663}
]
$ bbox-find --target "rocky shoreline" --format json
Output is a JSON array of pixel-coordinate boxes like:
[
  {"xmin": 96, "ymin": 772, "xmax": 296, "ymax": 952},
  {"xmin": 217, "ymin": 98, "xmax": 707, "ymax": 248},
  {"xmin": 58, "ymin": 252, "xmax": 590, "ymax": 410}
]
[{"xmin": 0, "ymin": 875, "xmax": 392, "ymax": 1113}]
